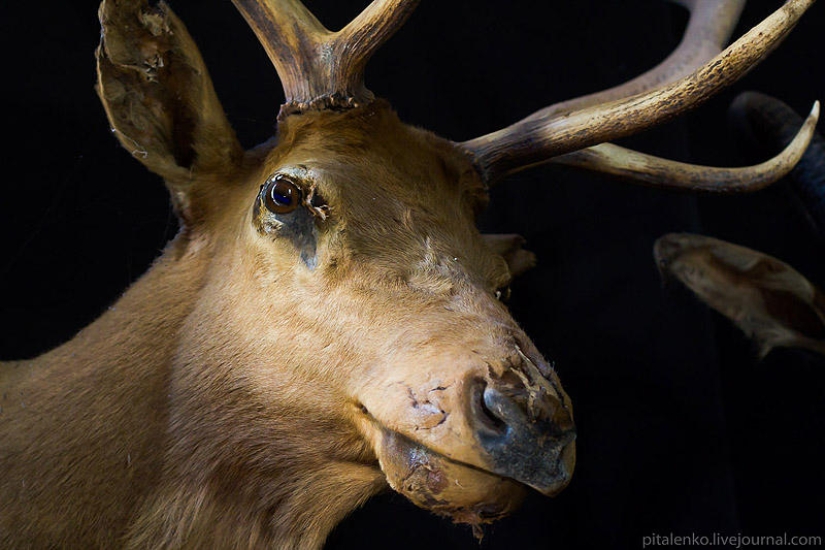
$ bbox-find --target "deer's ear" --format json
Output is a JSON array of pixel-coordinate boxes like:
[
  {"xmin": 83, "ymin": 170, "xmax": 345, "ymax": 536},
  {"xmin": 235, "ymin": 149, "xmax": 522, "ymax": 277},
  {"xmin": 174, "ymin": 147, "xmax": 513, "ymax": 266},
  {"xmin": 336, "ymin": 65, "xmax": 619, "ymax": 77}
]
[
  {"xmin": 96, "ymin": 0, "xmax": 243, "ymax": 225},
  {"xmin": 655, "ymin": 233, "xmax": 825, "ymax": 358}
]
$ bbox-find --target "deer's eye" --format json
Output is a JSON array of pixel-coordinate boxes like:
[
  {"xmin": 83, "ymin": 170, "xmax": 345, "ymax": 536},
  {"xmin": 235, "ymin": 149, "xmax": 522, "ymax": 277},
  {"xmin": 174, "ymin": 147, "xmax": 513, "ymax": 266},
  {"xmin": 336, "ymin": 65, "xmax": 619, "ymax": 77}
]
[
  {"xmin": 495, "ymin": 286, "xmax": 512, "ymax": 302},
  {"xmin": 264, "ymin": 175, "xmax": 302, "ymax": 214}
]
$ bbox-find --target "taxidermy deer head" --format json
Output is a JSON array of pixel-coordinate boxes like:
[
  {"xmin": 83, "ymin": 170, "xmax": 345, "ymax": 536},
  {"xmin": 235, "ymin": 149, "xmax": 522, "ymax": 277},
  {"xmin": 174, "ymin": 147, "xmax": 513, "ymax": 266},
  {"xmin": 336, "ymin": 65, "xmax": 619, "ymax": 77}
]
[{"xmin": 0, "ymin": 0, "xmax": 819, "ymax": 548}]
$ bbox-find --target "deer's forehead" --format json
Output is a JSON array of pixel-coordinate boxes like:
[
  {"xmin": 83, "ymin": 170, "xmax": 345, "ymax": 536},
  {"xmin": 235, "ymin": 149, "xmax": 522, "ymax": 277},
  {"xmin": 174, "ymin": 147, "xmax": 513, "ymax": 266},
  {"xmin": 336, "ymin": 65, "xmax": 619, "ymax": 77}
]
[
  {"xmin": 261, "ymin": 150, "xmax": 485, "ymax": 253},
  {"xmin": 264, "ymin": 104, "xmax": 487, "ymax": 211},
  {"xmin": 240, "ymin": 105, "xmax": 498, "ymax": 278}
]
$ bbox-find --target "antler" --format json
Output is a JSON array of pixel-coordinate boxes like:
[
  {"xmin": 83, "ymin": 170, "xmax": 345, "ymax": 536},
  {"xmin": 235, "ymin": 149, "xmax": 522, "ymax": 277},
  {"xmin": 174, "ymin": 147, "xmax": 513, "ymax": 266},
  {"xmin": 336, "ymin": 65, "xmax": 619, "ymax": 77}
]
[
  {"xmin": 461, "ymin": 0, "xmax": 817, "ymax": 187},
  {"xmin": 232, "ymin": 0, "xmax": 420, "ymax": 116},
  {"xmin": 515, "ymin": 0, "xmax": 747, "ymax": 122},
  {"xmin": 729, "ymin": 91, "xmax": 825, "ymax": 229},
  {"xmin": 551, "ymin": 101, "xmax": 819, "ymax": 194}
]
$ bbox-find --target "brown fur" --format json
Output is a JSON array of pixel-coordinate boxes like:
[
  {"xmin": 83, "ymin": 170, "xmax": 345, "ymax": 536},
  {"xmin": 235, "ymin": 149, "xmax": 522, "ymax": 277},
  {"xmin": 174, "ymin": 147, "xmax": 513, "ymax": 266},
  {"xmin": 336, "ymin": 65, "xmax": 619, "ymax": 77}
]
[{"xmin": 1, "ymin": 15, "xmax": 574, "ymax": 545}]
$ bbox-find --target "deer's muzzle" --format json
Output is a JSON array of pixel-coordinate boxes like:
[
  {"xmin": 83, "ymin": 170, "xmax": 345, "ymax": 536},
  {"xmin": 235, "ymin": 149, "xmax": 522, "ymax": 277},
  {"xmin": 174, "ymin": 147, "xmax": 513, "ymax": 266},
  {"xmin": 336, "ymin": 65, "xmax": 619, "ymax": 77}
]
[
  {"xmin": 473, "ymin": 374, "xmax": 576, "ymax": 496},
  {"xmin": 361, "ymin": 339, "xmax": 576, "ymax": 522}
]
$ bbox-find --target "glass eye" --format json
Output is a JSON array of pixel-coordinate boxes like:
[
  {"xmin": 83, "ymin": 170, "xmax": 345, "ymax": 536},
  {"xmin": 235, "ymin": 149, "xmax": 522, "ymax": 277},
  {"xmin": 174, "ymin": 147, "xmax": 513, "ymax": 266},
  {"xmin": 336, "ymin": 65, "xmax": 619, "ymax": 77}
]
[{"xmin": 264, "ymin": 175, "xmax": 302, "ymax": 214}]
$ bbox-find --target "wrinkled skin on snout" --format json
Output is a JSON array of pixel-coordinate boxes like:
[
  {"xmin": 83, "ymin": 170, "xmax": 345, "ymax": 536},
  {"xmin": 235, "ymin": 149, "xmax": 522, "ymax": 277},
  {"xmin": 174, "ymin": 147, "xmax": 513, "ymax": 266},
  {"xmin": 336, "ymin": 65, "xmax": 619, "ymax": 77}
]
[{"xmin": 179, "ymin": 102, "xmax": 576, "ymax": 528}]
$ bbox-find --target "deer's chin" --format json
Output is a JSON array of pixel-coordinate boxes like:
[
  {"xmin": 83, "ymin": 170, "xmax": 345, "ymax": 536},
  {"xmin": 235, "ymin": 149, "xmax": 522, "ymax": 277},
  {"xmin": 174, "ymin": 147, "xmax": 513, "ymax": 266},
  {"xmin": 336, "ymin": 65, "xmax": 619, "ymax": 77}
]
[{"xmin": 375, "ymin": 429, "xmax": 527, "ymax": 526}]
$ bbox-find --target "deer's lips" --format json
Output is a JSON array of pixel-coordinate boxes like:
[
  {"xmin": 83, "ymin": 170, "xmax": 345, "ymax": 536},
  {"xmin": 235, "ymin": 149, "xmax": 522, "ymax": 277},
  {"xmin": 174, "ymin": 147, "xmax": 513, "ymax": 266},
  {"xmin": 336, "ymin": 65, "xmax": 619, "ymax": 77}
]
[{"xmin": 374, "ymin": 428, "xmax": 526, "ymax": 526}]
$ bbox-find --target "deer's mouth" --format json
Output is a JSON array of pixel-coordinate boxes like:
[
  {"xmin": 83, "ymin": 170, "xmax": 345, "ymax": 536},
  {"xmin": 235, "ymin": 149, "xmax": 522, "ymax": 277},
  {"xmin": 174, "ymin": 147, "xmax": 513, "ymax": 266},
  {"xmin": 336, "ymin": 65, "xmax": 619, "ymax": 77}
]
[
  {"xmin": 356, "ymin": 360, "xmax": 576, "ymax": 513},
  {"xmin": 374, "ymin": 428, "xmax": 527, "ymax": 528}
]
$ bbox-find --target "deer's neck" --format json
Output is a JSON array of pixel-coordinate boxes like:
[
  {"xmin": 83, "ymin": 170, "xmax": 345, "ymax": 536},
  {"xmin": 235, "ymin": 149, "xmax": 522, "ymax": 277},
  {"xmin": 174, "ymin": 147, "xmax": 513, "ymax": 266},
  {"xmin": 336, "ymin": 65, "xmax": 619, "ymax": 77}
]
[
  {"xmin": 0, "ymin": 235, "xmax": 210, "ymax": 547},
  {"xmin": 120, "ymin": 238, "xmax": 388, "ymax": 548},
  {"xmin": 1, "ymin": 234, "xmax": 387, "ymax": 548},
  {"xmin": 126, "ymin": 459, "xmax": 386, "ymax": 549}
]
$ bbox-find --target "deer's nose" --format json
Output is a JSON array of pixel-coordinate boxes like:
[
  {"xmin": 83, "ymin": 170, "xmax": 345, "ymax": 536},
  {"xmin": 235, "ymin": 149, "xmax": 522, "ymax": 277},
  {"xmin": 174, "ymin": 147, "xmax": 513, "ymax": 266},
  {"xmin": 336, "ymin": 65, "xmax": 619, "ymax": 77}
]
[{"xmin": 471, "ymin": 379, "xmax": 576, "ymax": 495}]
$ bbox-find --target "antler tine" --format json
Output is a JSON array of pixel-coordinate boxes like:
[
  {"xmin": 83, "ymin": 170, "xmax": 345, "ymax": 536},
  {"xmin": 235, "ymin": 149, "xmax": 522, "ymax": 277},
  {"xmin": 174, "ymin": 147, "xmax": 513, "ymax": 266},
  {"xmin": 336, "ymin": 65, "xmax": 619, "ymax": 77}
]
[
  {"xmin": 231, "ymin": 0, "xmax": 327, "ymax": 106},
  {"xmin": 232, "ymin": 0, "xmax": 420, "ymax": 116},
  {"xmin": 335, "ymin": 0, "xmax": 422, "ymax": 89},
  {"xmin": 518, "ymin": 0, "xmax": 746, "ymax": 121},
  {"xmin": 552, "ymin": 101, "xmax": 819, "ymax": 193},
  {"xmin": 462, "ymin": 0, "xmax": 816, "ymax": 185}
]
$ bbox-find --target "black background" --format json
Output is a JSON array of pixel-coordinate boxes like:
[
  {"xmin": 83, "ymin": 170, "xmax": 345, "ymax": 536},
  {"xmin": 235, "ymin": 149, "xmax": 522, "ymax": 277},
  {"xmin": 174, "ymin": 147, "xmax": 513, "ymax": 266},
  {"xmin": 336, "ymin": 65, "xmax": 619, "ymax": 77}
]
[{"xmin": 1, "ymin": 1, "xmax": 824, "ymax": 548}]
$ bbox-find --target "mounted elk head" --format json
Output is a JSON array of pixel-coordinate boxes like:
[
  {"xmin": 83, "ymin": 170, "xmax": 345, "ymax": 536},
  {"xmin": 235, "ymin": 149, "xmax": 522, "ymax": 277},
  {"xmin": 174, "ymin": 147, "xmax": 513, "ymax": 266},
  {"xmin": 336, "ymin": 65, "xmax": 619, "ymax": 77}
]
[
  {"xmin": 657, "ymin": 92, "xmax": 825, "ymax": 357},
  {"xmin": 0, "ymin": 0, "xmax": 819, "ymax": 548}
]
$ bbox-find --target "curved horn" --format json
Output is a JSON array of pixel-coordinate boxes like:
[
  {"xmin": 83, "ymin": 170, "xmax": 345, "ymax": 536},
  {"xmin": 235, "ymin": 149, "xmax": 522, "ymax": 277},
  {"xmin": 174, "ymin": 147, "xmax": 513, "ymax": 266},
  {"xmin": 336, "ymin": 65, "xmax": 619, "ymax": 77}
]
[
  {"xmin": 729, "ymin": 91, "xmax": 825, "ymax": 233},
  {"xmin": 551, "ymin": 101, "xmax": 819, "ymax": 193},
  {"xmin": 461, "ymin": 0, "xmax": 816, "ymax": 185},
  {"xmin": 232, "ymin": 0, "xmax": 420, "ymax": 116},
  {"xmin": 520, "ymin": 0, "xmax": 747, "ymax": 121}
]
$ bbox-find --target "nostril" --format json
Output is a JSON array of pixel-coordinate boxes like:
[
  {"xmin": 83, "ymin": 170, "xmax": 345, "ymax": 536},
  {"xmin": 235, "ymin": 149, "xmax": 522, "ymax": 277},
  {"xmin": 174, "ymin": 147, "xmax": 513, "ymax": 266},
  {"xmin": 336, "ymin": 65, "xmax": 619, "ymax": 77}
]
[
  {"xmin": 469, "ymin": 374, "xmax": 576, "ymax": 494},
  {"xmin": 472, "ymin": 384, "xmax": 533, "ymax": 441},
  {"xmin": 471, "ymin": 381, "xmax": 508, "ymax": 435},
  {"xmin": 478, "ymin": 388, "xmax": 507, "ymax": 432},
  {"xmin": 482, "ymin": 387, "xmax": 527, "ymax": 427}
]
